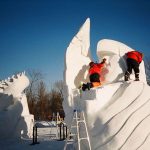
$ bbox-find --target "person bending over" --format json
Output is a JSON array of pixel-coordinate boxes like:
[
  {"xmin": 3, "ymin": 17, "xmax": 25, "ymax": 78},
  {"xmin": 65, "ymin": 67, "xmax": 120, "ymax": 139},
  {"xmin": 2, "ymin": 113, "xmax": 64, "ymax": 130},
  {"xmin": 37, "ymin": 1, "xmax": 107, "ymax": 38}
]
[
  {"xmin": 82, "ymin": 58, "xmax": 106, "ymax": 91},
  {"xmin": 124, "ymin": 51, "xmax": 143, "ymax": 81}
]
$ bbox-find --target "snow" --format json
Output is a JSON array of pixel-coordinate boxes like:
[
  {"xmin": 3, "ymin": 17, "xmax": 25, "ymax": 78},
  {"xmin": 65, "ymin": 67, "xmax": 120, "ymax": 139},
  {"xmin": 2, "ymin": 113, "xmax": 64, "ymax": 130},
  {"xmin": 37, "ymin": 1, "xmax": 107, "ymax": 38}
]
[
  {"xmin": 0, "ymin": 138, "xmax": 65, "ymax": 150},
  {"xmin": 63, "ymin": 18, "xmax": 150, "ymax": 149},
  {"xmin": 0, "ymin": 73, "xmax": 65, "ymax": 150},
  {"xmin": 0, "ymin": 73, "xmax": 34, "ymax": 139},
  {"xmin": 0, "ymin": 120, "xmax": 66, "ymax": 150}
]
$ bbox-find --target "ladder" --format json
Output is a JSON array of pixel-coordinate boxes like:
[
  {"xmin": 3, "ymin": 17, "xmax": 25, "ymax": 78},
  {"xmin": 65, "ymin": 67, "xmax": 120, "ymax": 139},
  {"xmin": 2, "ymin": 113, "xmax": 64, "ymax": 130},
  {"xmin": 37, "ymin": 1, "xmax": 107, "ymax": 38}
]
[{"xmin": 64, "ymin": 110, "xmax": 91, "ymax": 150}]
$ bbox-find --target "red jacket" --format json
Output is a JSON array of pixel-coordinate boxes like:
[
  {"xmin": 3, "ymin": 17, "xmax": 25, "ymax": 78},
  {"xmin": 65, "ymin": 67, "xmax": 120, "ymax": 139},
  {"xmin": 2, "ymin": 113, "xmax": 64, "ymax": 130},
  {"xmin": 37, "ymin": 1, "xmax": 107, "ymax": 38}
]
[
  {"xmin": 89, "ymin": 63, "xmax": 105, "ymax": 75},
  {"xmin": 126, "ymin": 51, "xmax": 143, "ymax": 64}
]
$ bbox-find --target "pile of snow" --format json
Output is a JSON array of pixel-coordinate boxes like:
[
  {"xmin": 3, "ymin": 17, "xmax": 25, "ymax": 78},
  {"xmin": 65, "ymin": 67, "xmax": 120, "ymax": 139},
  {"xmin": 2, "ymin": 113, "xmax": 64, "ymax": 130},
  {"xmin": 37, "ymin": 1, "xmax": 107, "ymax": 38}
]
[{"xmin": 63, "ymin": 18, "xmax": 150, "ymax": 149}]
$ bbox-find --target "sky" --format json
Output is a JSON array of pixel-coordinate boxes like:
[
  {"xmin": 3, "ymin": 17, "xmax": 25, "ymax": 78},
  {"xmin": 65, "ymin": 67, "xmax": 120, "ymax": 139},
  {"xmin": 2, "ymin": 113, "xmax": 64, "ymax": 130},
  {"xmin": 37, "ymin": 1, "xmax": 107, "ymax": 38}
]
[{"xmin": 0, "ymin": 0, "xmax": 150, "ymax": 85}]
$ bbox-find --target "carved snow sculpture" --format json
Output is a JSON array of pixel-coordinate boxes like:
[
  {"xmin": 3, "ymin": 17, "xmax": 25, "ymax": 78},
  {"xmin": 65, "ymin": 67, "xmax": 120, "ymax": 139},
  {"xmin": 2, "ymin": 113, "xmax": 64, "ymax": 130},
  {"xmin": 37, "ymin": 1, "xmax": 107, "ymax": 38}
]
[
  {"xmin": 65, "ymin": 18, "xmax": 91, "ymax": 89},
  {"xmin": 63, "ymin": 18, "xmax": 150, "ymax": 149},
  {"xmin": 63, "ymin": 18, "xmax": 91, "ymax": 126},
  {"xmin": 0, "ymin": 72, "xmax": 34, "ymax": 139}
]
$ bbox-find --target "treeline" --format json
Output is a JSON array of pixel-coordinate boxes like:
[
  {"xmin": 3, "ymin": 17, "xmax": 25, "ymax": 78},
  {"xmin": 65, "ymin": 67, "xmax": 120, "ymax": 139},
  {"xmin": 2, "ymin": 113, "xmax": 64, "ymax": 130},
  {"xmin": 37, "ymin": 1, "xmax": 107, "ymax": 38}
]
[{"xmin": 26, "ymin": 70, "xmax": 65, "ymax": 121}]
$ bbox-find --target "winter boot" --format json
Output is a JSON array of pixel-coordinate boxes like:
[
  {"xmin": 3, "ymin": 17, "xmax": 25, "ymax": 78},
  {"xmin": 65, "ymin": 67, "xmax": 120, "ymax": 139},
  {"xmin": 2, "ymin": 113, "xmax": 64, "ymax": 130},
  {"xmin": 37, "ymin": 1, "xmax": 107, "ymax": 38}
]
[
  {"xmin": 135, "ymin": 73, "xmax": 139, "ymax": 81},
  {"xmin": 82, "ymin": 83, "xmax": 86, "ymax": 91},
  {"xmin": 82, "ymin": 83, "xmax": 92, "ymax": 91},
  {"xmin": 87, "ymin": 82, "xmax": 92, "ymax": 90},
  {"xmin": 124, "ymin": 71, "xmax": 130, "ymax": 81}
]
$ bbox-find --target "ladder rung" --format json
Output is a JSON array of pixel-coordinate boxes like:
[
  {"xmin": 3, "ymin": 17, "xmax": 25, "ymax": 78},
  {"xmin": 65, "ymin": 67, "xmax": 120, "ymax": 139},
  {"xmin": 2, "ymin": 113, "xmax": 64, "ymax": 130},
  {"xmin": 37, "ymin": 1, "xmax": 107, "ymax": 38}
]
[
  {"xmin": 79, "ymin": 137, "xmax": 89, "ymax": 140},
  {"xmin": 73, "ymin": 117, "xmax": 80, "ymax": 119},
  {"xmin": 66, "ymin": 142, "xmax": 74, "ymax": 145},
  {"xmin": 70, "ymin": 134, "xmax": 77, "ymax": 136},
  {"xmin": 67, "ymin": 140, "xmax": 74, "ymax": 142},
  {"xmin": 77, "ymin": 120, "xmax": 85, "ymax": 123},
  {"xmin": 71, "ymin": 125, "xmax": 77, "ymax": 128}
]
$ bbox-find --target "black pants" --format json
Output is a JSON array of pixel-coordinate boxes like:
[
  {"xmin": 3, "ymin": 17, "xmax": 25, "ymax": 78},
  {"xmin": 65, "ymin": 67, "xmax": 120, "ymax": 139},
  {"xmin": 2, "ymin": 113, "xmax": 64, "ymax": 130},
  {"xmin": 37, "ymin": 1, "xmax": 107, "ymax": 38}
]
[
  {"xmin": 126, "ymin": 58, "xmax": 139, "ymax": 74},
  {"xmin": 125, "ymin": 58, "xmax": 140, "ymax": 80},
  {"xmin": 89, "ymin": 73, "xmax": 100, "ymax": 82},
  {"xmin": 82, "ymin": 73, "xmax": 100, "ymax": 91}
]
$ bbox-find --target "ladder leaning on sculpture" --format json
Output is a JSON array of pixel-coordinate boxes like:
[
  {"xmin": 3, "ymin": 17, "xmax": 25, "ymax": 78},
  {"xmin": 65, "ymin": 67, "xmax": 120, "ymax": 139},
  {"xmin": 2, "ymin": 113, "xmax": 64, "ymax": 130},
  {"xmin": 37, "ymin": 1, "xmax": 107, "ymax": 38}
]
[{"xmin": 64, "ymin": 109, "xmax": 91, "ymax": 150}]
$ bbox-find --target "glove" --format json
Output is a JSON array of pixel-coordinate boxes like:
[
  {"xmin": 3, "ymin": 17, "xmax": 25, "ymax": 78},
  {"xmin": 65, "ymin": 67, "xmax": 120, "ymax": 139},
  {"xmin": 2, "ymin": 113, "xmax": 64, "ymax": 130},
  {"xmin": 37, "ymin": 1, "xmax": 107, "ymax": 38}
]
[{"xmin": 103, "ymin": 58, "xmax": 106, "ymax": 62}]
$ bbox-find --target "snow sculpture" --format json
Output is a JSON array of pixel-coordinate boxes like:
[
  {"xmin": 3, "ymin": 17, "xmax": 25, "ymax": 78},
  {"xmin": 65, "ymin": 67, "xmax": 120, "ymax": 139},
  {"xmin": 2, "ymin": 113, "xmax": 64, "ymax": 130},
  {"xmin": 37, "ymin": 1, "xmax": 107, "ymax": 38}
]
[
  {"xmin": 0, "ymin": 72, "xmax": 34, "ymax": 139},
  {"xmin": 63, "ymin": 18, "xmax": 91, "ymax": 126},
  {"xmin": 65, "ymin": 18, "xmax": 91, "ymax": 90},
  {"xmin": 63, "ymin": 18, "xmax": 150, "ymax": 149}
]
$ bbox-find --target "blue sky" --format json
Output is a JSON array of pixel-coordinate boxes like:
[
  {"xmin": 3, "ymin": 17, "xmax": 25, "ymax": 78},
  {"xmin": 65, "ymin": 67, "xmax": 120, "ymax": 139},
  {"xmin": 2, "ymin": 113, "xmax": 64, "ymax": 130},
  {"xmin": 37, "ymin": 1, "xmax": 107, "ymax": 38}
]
[{"xmin": 0, "ymin": 0, "xmax": 150, "ymax": 85}]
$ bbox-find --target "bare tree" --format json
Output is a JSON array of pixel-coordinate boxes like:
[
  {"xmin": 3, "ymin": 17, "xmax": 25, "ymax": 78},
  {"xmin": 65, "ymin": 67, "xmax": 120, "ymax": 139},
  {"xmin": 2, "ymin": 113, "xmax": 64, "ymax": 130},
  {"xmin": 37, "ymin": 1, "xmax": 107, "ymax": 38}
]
[
  {"xmin": 26, "ymin": 69, "xmax": 43, "ymax": 98},
  {"xmin": 50, "ymin": 88, "xmax": 65, "ymax": 119},
  {"xmin": 26, "ymin": 69, "xmax": 44, "ymax": 117},
  {"xmin": 54, "ymin": 80, "xmax": 64, "ymax": 100},
  {"xmin": 25, "ymin": 70, "xmax": 65, "ymax": 120}
]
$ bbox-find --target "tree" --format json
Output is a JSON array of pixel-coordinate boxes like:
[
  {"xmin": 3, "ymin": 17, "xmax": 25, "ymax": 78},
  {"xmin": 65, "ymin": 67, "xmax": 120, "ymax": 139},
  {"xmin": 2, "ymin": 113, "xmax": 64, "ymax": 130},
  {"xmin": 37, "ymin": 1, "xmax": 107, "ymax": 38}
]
[
  {"xmin": 51, "ymin": 80, "xmax": 65, "ymax": 118},
  {"xmin": 36, "ymin": 81, "xmax": 52, "ymax": 120},
  {"xmin": 26, "ymin": 69, "xmax": 43, "ymax": 98},
  {"xmin": 26, "ymin": 69, "xmax": 44, "ymax": 118},
  {"xmin": 54, "ymin": 80, "xmax": 64, "ymax": 100},
  {"xmin": 26, "ymin": 70, "xmax": 65, "ymax": 120},
  {"xmin": 49, "ymin": 88, "xmax": 65, "ymax": 119}
]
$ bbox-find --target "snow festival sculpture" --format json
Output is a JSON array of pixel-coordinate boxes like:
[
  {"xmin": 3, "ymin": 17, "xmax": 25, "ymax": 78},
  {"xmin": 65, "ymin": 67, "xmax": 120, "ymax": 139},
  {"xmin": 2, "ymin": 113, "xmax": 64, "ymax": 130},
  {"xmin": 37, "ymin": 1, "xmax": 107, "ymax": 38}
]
[
  {"xmin": 63, "ymin": 18, "xmax": 150, "ymax": 149},
  {"xmin": 0, "ymin": 72, "xmax": 34, "ymax": 139}
]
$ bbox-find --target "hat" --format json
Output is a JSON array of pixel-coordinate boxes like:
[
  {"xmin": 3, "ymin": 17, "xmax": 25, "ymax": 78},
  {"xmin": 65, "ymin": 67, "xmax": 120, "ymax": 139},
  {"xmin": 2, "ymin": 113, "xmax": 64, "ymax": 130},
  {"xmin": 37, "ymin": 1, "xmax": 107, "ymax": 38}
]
[{"xmin": 89, "ymin": 61, "xmax": 94, "ymax": 67}]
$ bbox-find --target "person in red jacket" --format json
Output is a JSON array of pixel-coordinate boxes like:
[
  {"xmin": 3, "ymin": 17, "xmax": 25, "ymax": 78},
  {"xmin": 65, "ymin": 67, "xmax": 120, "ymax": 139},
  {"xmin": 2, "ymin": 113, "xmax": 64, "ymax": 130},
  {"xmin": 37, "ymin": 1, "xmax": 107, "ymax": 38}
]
[
  {"xmin": 89, "ymin": 58, "xmax": 107, "ymax": 86},
  {"xmin": 82, "ymin": 58, "xmax": 107, "ymax": 91},
  {"xmin": 124, "ymin": 51, "xmax": 143, "ymax": 81}
]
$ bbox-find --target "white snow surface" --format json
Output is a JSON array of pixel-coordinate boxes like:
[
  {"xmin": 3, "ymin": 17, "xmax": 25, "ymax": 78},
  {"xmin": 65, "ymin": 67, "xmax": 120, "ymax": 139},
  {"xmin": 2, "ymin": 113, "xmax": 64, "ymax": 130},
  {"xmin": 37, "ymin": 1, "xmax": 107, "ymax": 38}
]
[
  {"xmin": 63, "ymin": 18, "xmax": 150, "ymax": 150},
  {"xmin": 0, "ymin": 138, "xmax": 65, "ymax": 150},
  {"xmin": 0, "ymin": 121, "xmax": 65, "ymax": 150}
]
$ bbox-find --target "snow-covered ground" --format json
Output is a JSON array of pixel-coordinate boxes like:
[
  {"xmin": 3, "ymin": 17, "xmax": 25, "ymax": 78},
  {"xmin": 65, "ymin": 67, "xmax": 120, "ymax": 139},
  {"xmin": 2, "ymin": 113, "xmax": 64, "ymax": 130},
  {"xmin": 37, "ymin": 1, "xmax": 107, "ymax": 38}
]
[
  {"xmin": 0, "ymin": 121, "xmax": 65, "ymax": 150},
  {"xmin": 0, "ymin": 139, "xmax": 64, "ymax": 150},
  {"xmin": 0, "ymin": 138, "xmax": 65, "ymax": 150}
]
